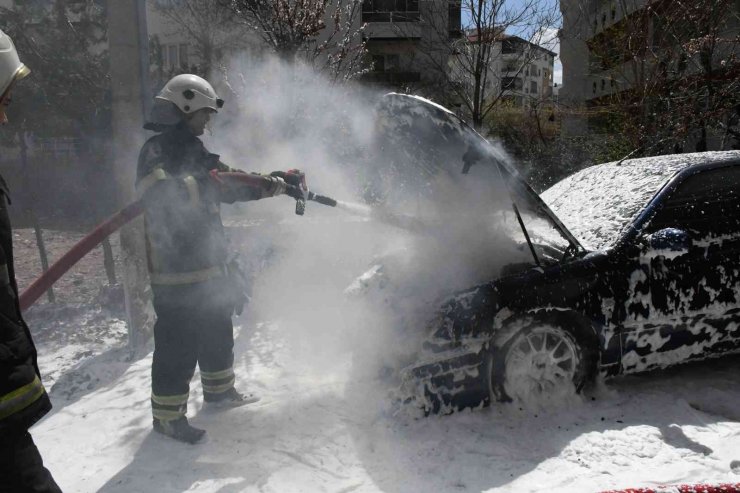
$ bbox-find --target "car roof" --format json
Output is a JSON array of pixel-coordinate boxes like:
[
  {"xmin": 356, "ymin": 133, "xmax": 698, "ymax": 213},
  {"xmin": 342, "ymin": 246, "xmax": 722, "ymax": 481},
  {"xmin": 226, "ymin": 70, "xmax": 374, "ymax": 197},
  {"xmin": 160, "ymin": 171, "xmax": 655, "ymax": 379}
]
[
  {"xmin": 543, "ymin": 151, "xmax": 740, "ymax": 251},
  {"xmin": 607, "ymin": 150, "xmax": 740, "ymax": 172}
]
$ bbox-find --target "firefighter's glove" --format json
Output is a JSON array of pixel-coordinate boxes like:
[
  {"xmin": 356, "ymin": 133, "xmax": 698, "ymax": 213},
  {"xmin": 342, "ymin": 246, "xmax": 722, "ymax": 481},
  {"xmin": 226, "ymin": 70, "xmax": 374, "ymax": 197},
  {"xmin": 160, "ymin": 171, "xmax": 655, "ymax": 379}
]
[
  {"xmin": 269, "ymin": 170, "xmax": 301, "ymax": 187},
  {"xmin": 264, "ymin": 176, "xmax": 288, "ymax": 197},
  {"xmin": 285, "ymin": 184, "xmax": 305, "ymax": 201}
]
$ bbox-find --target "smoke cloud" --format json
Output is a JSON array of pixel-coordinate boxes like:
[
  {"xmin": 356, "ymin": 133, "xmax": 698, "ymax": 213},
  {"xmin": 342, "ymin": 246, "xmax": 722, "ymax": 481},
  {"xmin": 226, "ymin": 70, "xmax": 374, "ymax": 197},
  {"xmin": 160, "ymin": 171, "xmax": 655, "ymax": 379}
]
[{"xmin": 206, "ymin": 55, "xmax": 530, "ymax": 392}]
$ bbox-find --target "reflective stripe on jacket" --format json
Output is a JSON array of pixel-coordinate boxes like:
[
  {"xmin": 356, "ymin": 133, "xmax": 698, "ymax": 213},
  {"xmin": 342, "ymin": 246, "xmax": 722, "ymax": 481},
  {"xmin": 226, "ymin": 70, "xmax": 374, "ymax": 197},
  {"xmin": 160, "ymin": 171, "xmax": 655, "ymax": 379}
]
[
  {"xmin": 135, "ymin": 124, "xmax": 263, "ymax": 287},
  {"xmin": 0, "ymin": 375, "xmax": 45, "ymax": 421}
]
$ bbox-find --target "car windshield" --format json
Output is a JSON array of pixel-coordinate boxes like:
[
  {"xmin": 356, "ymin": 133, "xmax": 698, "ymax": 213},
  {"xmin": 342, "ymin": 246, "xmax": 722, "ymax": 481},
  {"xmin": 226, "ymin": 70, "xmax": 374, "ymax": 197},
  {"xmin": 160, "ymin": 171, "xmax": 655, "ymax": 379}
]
[{"xmin": 541, "ymin": 157, "xmax": 693, "ymax": 251}]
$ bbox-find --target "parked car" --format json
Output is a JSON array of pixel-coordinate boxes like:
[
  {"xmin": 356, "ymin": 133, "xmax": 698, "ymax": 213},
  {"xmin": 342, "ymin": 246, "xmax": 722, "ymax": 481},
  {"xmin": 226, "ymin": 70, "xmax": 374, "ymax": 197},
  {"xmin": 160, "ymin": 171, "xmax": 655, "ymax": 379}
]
[{"xmin": 399, "ymin": 147, "xmax": 740, "ymax": 414}]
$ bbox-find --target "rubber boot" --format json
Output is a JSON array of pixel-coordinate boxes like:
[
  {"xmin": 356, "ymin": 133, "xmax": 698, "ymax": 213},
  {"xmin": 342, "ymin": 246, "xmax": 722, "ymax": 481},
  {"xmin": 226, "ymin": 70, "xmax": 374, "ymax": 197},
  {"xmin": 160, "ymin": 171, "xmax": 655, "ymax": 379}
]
[{"xmin": 153, "ymin": 417, "xmax": 206, "ymax": 444}]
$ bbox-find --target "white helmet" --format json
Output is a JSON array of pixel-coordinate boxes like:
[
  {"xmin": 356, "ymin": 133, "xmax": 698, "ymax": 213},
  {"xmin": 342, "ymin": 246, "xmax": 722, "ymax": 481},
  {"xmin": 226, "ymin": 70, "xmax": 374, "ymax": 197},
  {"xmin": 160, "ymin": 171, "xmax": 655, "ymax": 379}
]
[
  {"xmin": 0, "ymin": 28, "xmax": 30, "ymax": 97},
  {"xmin": 155, "ymin": 74, "xmax": 223, "ymax": 115}
]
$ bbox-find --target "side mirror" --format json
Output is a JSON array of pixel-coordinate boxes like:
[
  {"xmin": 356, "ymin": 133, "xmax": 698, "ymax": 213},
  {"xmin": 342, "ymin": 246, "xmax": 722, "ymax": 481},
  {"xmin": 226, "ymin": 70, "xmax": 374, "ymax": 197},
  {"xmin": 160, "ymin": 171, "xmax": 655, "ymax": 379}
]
[{"xmin": 644, "ymin": 228, "xmax": 691, "ymax": 257}]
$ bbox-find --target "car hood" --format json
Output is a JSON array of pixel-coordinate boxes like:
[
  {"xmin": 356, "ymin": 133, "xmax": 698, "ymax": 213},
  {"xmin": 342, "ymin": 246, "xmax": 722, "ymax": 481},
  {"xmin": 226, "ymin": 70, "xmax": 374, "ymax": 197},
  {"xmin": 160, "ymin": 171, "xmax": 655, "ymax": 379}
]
[{"xmin": 373, "ymin": 93, "xmax": 582, "ymax": 251}]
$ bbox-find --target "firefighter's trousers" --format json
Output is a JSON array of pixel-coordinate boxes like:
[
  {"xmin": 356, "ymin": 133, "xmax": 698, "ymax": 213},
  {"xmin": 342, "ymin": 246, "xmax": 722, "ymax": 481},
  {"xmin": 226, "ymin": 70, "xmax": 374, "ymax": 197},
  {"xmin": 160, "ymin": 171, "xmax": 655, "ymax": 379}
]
[
  {"xmin": 150, "ymin": 280, "xmax": 236, "ymax": 422},
  {"xmin": 0, "ymin": 431, "xmax": 61, "ymax": 493}
]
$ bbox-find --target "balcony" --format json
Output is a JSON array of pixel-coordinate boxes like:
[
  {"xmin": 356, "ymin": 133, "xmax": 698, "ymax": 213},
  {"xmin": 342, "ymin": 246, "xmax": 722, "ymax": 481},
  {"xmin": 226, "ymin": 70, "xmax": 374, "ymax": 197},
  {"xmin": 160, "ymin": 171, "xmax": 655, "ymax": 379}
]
[
  {"xmin": 362, "ymin": 0, "xmax": 420, "ymax": 23},
  {"xmin": 362, "ymin": 71, "xmax": 422, "ymax": 84},
  {"xmin": 362, "ymin": 11, "xmax": 420, "ymax": 22}
]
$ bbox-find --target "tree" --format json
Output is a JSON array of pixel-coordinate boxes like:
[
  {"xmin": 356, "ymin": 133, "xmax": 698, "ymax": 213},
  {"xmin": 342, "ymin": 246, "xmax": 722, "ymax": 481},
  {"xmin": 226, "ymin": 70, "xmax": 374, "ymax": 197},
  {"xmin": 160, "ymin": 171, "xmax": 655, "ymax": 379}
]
[
  {"xmin": 393, "ymin": 0, "xmax": 559, "ymax": 130},
  {"xmin": 581, "ymin": 0, "xmax": 740, "ymax": 154},
  {"xmin": 217, "ymin": 0, "xmax": 368, "ymax": 80},
  {"xmin": 0, "ymin": 0, "xmax": 110, "ymax": 144},
  {"xmin": 151, "ymin": 0, "xmax": 256, "ymax": 78}
]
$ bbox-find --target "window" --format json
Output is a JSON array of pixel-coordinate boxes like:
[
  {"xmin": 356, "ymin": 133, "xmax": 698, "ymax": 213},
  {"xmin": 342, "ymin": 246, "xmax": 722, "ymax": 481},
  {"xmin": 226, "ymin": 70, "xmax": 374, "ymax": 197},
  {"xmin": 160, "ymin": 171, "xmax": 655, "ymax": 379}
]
[
  {"xmin": 372, "ymin": 55, "xmax": 384, "ymax": 72},
  {"xmin": 179, "ymin": 44, "xmax": 189, "ymax": 66},
  {"xmin": 502, "ymin": 77, "xmax": 523, "ymax": 90},
  {"xmin": 362, "ymin": 0, "xmax": 420, "ymax": 22},
  {"xmin": 371, "ymin": 53, "xmax": 400, "ymax": 72},
  {"xmin": 503, "ymin": 61, "xmax": 519, "ymax": 72},
  {"xmin": 156, "ymin": 0, "xmax": 185, "ymax": 7},
  {"xmin": 168, "ymin": 45, "xmax": 178, "ymax": 68},
  {"xmin": 448, "ymin": 2, "xmax": 461, "ymax": 36},
  {"xmin": 530, "ymin": 80, "xmax": 537, "ymax": 94},
  {"xmin": 501, "ymin": 39, "xmax": 523, "ymax": 54},
  {"xmin": 646, "ymin": 166, "xmax": 740, "ymax": 237},
  {"xmin": 162, "ymin": 43, "xmax": 189, "ymax": 69}
]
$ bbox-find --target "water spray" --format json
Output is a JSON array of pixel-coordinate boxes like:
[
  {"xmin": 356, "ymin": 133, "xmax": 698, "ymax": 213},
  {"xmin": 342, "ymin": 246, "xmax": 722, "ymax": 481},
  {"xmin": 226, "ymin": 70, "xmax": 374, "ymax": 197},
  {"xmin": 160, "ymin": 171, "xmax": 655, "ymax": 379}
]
[
  {"xmin": 335, "ymin": 200, "xmax": 373, "ymax": 217},
  {"xmin": 334, "ymin": 199, "xmax": 429, "ymax": 234}
]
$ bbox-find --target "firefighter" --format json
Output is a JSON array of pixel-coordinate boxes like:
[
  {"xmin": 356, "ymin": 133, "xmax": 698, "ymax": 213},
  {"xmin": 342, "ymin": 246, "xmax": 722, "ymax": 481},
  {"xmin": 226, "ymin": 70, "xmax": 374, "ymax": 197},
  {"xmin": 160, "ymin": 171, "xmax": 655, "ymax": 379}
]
[
  {"xmin": 0, "ymin": 28, "xmax": 62, "ymax": 492},
  {"xmin": 137, "ymin": 74, "xmax": 300, "ymax": 444}
]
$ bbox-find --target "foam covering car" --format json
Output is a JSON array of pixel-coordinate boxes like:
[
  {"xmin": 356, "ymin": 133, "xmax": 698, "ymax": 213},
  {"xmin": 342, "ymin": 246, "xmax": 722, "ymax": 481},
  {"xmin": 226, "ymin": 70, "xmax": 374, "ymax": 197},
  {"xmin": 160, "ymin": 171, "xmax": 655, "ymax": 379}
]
[{"xmin": 381, "ymin": 95, "xmax": 740, "ymax": 415}]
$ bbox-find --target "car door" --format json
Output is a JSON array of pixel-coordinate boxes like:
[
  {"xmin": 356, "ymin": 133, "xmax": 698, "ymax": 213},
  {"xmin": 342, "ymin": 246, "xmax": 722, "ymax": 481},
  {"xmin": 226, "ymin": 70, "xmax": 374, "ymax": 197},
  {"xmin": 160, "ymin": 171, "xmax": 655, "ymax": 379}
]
[
  {"xmin": 638, "ymin": 165, "xmax": 740, "ymax": 363},
  {"xmin": 611, "ymin": 241, "xmax": 653, "ymax": 373}
]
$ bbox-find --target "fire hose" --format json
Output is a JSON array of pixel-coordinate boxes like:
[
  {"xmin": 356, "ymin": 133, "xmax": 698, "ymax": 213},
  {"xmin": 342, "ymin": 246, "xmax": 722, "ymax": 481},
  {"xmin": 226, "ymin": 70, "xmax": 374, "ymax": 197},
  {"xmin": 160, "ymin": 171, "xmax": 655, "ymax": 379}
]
[{"xmin": 19, "ymin": 170, "xmax": 337, "ymax": 312}]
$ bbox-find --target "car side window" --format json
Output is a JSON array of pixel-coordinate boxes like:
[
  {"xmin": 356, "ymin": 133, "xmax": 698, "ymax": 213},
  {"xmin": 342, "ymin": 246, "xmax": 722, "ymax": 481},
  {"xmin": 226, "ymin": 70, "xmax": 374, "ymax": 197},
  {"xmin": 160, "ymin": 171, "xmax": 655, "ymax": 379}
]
[{"xmin": 646, "ymin": 166, "xmax": 740, "ymax": 238}]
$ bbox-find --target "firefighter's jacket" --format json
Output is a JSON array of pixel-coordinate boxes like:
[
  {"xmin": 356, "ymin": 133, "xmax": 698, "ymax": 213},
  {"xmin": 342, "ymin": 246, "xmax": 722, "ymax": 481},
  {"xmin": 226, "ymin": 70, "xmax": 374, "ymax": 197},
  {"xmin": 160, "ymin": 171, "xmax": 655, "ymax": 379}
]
[
  {"xmin": 136, "ymin": 124, "xmax": 264, "ymax": 292},
  {"xmin": 0, "ymin": 175, "xmax": 52, "ymax": 436}
]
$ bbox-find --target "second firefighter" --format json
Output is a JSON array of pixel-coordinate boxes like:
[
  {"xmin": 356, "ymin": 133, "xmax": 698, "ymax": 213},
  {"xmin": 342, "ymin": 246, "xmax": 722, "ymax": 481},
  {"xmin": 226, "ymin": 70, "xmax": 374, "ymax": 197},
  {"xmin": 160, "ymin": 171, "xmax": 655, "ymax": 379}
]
[{"xmin": 136, "ymin": 74, "xmax": 301, "ymax": 444}]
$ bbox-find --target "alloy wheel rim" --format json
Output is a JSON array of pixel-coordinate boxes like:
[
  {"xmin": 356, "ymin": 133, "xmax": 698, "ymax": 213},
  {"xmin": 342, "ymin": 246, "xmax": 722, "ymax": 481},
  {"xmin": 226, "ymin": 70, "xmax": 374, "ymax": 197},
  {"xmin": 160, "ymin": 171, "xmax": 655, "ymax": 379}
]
[{"xmin": 502, "ymin": 326, "xmax": 579, "ymax": 403}]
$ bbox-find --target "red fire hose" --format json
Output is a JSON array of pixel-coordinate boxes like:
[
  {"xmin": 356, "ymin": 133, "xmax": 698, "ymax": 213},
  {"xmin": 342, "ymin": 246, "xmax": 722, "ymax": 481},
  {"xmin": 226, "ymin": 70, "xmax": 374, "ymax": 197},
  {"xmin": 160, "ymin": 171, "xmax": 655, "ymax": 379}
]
[{"xmin": 19, "ymin": 172, "xmax": 276, "ymax": 312}]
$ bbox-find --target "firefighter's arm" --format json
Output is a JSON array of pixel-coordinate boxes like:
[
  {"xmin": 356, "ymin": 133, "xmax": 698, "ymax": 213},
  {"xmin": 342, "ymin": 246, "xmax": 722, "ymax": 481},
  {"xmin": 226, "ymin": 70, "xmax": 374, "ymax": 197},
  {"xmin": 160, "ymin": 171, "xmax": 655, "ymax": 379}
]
[{"xmin": 215, "ymin": 162, "xmax": 294, "ymax": 203}]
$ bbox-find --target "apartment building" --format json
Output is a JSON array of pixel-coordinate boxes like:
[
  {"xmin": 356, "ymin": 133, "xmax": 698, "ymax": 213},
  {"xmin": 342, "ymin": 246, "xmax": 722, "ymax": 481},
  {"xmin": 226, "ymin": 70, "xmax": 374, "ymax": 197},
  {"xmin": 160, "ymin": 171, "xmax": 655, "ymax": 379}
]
[
  {"xmin": 559, "ymin": 0, "xmax": 740, "ymax": 140},
  {"xmin": 147, "ymin": 0, "xmax": 192, "ymax": 71},
  {"xmin": 559, "ymin": 0, "xmax": 646, "ymax": 134},
  {"xmin": 494, "ymin": 35, "xmax": 555, "ymax": 108},
  {"xmin": 360, "ymin": 0, "xmax": 461, "ymax": 91},
  {"xmin": 146, "ymin": 0, "xmax": 264, "ymax": 79},
  {"xmin": 446, "ymin": 29, "xmax": 555, "ymax": 114}
]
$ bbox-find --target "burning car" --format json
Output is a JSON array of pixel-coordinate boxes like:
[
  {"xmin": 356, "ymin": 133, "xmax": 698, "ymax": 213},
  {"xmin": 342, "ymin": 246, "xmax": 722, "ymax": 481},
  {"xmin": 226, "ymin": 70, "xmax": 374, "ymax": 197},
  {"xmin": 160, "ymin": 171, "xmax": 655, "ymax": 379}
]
[{"xmin": 383, "ymin": 99, "xmax": 740, "ymax": 414}]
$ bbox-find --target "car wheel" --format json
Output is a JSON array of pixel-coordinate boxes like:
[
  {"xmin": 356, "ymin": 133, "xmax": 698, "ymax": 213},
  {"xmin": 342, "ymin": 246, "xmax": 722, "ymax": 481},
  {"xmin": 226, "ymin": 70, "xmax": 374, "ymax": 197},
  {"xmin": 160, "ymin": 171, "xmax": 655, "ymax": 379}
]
[{"xmin": 489, "ymin": 323, "xmax": 592, "ymax": 406}]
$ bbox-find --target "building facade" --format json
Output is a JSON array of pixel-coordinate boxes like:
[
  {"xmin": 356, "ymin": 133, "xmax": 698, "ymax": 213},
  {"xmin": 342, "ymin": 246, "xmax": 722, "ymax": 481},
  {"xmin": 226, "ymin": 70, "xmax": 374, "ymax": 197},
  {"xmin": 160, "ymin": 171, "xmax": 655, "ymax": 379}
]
[
  {"xmin": 494, "ymin": 35, "xmax": 555, "ymax": 108},
  {"xmin": 359, "ymin": 0, "xmax": 461, "ymax": 92},
  {"xmin": 559, "ymin": 0, "xmax": 647, "ymax": 135},
  {"xmin": 559, "ymin": 0, "xmax": 740, "ymax": 145}
]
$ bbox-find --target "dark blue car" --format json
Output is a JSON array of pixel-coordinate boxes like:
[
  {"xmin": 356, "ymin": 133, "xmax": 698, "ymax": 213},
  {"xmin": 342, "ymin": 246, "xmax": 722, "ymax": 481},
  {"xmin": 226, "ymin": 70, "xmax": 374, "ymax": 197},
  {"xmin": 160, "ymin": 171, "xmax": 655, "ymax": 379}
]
[{"xmin": 400, "ymin": 150, "xmax": 740, "ymax": 414}]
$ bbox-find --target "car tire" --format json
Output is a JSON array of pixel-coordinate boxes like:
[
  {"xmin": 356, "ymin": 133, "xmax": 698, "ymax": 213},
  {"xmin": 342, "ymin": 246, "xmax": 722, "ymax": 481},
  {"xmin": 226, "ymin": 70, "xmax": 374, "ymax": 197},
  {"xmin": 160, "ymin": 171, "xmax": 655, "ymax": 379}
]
[{"xmin": 487, "ymin": 322, "xmax": 594, "ymax": 406}]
